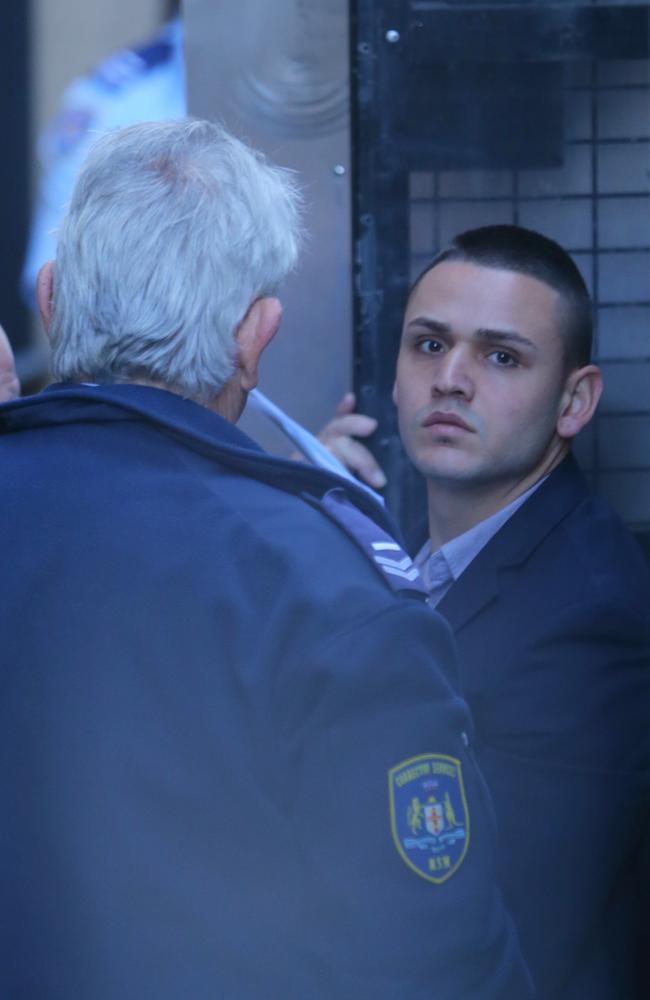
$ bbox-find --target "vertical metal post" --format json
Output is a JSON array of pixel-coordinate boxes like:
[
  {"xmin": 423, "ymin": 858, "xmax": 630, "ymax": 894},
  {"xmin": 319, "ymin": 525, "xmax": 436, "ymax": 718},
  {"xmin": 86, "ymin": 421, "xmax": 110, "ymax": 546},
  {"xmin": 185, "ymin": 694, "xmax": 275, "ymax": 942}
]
[{"xmin": 350, "ymin": 0, "xmax": 425, "ymax": 527}]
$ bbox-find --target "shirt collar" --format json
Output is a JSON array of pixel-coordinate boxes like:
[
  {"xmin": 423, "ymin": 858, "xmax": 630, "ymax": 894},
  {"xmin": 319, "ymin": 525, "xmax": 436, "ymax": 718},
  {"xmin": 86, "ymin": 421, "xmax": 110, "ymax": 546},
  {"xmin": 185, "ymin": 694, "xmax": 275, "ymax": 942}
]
[{"xmin": 415, "ymin": 476, "xmax": 547, "ymax": 597}]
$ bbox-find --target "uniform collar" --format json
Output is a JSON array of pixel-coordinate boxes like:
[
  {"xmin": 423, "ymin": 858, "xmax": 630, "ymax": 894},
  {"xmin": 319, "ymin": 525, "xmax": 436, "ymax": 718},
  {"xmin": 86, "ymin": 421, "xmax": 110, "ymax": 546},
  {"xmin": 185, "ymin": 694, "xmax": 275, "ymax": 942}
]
[{"xmin": 0, "ymin": 382, "xmax": 396, "ymax": 534}]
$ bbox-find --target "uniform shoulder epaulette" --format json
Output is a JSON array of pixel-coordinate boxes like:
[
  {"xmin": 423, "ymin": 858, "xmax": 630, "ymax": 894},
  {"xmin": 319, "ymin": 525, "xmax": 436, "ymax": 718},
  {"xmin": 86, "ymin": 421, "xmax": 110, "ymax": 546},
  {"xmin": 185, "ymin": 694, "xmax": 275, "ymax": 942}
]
[
  {"xmin": 93, "ymin": 33, "xmax": 174, "ymax": 92},
  {"xmin": 319, "ymin": 488, "xmax": 429, "ymax": 599},
  {"xmin": 132, "ymin": 36, "xmax": 176, "ymax": 73}
]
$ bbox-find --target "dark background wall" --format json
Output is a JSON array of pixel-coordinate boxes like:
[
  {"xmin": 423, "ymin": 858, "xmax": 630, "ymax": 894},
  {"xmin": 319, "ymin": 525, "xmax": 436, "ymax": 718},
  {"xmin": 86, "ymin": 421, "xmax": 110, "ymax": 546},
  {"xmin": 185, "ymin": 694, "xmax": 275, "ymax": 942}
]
[{"xmin": 0, "ymin": 2, "xmax": 31, "ymax": 357}]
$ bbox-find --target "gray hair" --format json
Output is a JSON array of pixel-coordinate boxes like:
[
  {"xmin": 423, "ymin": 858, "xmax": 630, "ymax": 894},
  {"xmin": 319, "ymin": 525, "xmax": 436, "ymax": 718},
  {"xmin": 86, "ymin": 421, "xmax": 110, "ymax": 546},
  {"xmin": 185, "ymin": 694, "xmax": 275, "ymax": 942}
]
[{"xmin": 49, "ymin": 119, "xmax": 303, "ymax": 401}]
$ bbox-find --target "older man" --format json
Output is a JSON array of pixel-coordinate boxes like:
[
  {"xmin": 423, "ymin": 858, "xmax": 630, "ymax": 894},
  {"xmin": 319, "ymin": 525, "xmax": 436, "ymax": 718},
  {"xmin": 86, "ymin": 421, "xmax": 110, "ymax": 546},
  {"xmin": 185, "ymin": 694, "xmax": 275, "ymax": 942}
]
[
  {"xmin": 326, "ymin": 224, "xmax": 650, "ymax": 999},
  {"xmin": 0, "ymin": 124, "xmax": 531, "ymax": 999}
]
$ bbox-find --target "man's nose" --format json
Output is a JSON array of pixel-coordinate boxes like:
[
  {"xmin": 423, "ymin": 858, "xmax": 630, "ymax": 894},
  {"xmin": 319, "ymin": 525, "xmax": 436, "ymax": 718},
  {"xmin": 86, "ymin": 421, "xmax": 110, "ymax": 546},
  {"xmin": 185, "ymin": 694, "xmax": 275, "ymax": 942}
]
[{"xmin": 431, "ymin": 348, "xmax": 474, "ymax": 399}]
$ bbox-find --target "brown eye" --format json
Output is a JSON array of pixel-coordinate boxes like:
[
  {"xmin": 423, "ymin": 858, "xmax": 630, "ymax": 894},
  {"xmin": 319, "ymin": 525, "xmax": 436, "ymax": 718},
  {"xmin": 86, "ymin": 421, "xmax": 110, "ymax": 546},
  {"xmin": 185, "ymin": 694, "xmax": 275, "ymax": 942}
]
[
  {"xmin": 489, "ymin": 350, "xmax": 518, "ymax": 368},
  {"xmin": 419, "ymin": 338, "xmax": 443, "ymax": 354}
]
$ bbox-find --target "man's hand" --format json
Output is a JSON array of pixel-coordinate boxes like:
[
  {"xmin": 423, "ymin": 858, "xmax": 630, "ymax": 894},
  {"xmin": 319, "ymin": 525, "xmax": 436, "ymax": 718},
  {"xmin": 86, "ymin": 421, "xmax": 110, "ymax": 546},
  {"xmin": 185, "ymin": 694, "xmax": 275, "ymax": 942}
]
[
  {"xmin": 0, "ymin": 325, "xmax": 20, "ymax": 402},
  {"xmin": 318, "ymin": 392, "xmax": 387, "ymax": 489}
]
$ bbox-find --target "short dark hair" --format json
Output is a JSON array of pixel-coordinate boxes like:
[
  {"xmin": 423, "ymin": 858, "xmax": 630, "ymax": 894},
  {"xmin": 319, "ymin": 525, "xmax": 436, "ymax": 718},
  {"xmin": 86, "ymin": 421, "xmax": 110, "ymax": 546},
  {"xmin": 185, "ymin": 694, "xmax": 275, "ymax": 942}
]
[{"xmin": 412, "ymin": 224, "xmax": 593, "ymax": 369}]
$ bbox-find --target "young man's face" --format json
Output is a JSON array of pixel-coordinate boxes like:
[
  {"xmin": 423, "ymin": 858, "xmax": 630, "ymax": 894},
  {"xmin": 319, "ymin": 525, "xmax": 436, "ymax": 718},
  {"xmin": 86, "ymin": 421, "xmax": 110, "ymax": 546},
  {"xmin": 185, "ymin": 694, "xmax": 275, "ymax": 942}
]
[{"xmin": 394, "ymin": 260, "xmax": 575, "ymax": 496}]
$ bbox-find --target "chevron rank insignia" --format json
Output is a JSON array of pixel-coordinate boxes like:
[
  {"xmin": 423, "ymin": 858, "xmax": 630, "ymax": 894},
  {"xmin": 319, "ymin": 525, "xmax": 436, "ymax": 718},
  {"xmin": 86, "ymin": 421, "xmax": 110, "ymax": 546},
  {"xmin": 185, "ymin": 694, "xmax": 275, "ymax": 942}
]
[
  {"xmin": 319, "ymin": 489, "xmax": 427, "ymax": 597},
  {"xmin": 389, "ymin": 754, "xmax": 469, "ymax": 883},
  {"xmin": 371, "ymin": 540, "xmax": 421, "ymax": 583}
]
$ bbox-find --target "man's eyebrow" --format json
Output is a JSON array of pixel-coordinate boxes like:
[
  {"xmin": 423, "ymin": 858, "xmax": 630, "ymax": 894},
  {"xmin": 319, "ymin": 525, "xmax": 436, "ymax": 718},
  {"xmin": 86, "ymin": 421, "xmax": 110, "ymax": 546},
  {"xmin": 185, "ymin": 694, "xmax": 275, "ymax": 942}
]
[
  {"xmin": 405, "ymin": 318, "xmax": 539, "ymax": 352},
  {"xmin": 405, "ymin": 317, "xmax": 450, "ymax": 334},
  {"xmin": 476, "ymin": 328, "xmax": 539, "ymax": 351}
]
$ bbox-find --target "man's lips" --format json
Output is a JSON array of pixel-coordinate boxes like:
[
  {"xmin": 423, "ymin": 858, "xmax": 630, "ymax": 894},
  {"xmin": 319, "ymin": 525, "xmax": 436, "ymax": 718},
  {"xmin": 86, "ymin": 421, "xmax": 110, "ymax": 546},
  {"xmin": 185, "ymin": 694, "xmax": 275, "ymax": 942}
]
[{"xmin": 421, "ymin": 411, "xmax": 474, "ymax": 432}]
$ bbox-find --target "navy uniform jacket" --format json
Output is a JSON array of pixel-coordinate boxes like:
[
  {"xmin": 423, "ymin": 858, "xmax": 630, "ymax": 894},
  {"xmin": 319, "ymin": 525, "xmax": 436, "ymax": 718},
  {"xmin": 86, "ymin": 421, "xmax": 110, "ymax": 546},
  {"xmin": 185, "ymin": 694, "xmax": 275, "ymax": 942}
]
[
  {"xmin": 0, "ymin": 384, "xmax": 532, "ymax": 1000},
  {"xmin": 434, "ymin": 456, "xmax": 650, "ymax": 999}
]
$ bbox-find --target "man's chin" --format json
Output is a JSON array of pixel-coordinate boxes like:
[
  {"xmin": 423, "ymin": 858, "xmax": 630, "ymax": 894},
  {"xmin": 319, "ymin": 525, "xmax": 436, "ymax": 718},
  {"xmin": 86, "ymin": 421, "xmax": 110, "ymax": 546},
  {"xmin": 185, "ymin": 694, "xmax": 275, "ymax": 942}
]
[{"xmin": 411, "ymin": 449, "xmax": 483, "ymax": 486}]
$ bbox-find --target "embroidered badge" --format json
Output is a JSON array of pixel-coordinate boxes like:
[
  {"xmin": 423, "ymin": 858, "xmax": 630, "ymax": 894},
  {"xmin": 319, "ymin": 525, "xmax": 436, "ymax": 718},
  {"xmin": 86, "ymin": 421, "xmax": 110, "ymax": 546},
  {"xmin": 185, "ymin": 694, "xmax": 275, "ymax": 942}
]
[{"xmin": 388, "ymin": 754, "xmax": 469, "ymax": 883}]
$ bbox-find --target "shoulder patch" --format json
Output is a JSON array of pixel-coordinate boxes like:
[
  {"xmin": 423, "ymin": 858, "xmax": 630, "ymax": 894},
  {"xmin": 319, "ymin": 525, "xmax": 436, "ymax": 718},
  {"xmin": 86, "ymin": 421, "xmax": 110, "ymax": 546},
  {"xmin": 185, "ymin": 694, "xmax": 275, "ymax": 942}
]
[{"xmin": 388, "ymin": 754, "xmax": 469, "ymax": 883}]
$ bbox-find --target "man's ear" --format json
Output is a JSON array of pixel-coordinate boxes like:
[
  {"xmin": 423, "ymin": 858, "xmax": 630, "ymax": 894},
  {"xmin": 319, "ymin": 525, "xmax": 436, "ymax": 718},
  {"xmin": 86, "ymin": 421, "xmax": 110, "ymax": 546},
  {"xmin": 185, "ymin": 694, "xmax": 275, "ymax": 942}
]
[
  {"xmin": 0, "ymin": 324, "xmax": 20, "ymax": 402},
  {"xmin": 36, "ymin": 261, "xmax": 55, "ymax": 335},
  {"xmin": 392, "ymin": 380, "xmax": 398, "ymax": 407},
  {"xmin": 557, "ymin": 364, "xmax": 603, "ymax": 439},
  {"xmin": 236, "ymin": 296, "xmax": 283, "ymax": 392}
]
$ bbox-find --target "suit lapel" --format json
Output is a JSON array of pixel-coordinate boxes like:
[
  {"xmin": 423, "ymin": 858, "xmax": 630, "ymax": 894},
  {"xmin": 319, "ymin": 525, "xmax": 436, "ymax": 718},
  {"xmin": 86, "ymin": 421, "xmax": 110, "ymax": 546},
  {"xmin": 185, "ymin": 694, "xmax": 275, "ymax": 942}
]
[{"xmin": 436, "ymin": 456, "xmax": 590, "ymax": 633}]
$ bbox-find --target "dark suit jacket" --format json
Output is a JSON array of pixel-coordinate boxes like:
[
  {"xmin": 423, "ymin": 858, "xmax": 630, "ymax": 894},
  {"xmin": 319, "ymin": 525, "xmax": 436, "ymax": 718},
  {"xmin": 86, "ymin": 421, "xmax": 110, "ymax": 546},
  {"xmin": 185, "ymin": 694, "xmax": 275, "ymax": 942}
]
[{"xmin": 436, "ymin": 455, "xmax": 650, "ymax": 999}]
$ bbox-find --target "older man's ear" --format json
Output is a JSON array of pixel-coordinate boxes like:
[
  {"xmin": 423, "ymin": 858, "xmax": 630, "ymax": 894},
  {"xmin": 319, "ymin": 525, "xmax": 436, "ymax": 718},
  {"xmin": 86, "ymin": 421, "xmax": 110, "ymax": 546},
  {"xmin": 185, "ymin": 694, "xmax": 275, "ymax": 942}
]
[
  {"xmin": 36, "ymin": 261, "xmax": 55, "ymax": 334},
  {"xmin": 0, "ymin": 324, "xmax": 20, "ymax": 402}
]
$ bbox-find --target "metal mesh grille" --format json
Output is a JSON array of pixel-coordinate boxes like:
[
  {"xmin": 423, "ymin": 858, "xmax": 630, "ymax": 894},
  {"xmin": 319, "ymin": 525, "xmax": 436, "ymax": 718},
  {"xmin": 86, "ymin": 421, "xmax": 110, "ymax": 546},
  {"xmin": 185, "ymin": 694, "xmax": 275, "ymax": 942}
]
[{"xmin": 408, "ymin": 52, "xmax": 650, "ymax": 530}]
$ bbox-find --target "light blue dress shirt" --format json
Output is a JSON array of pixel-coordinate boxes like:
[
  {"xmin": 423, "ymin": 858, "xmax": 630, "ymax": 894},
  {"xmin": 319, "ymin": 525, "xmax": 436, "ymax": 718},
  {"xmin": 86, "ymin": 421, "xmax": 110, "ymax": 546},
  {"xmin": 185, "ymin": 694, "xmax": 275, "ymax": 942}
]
[{"xmin": 414, "ymin": 478, "xmax": 546, "ymax": 607}]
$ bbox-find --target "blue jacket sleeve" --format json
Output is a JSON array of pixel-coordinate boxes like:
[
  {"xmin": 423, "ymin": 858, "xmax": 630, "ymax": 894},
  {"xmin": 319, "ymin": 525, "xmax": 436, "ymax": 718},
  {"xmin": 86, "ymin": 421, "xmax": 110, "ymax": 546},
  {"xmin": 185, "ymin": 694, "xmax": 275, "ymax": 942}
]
[{"xmin": 275, "ymin": 600, "xmax": 534, "ymax": 999}]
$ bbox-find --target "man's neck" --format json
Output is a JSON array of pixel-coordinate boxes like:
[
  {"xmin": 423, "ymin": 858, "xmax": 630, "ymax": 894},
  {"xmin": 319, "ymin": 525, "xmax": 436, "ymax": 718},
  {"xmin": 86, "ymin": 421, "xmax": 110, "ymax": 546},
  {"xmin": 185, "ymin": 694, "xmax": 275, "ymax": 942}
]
[
  {"xmin": 127, "ymin": 377, "xmax": 243, "ymax": 424},
  {"xmin": 426, "ymin": 449, "xmax": 568, "ymax": 550}
]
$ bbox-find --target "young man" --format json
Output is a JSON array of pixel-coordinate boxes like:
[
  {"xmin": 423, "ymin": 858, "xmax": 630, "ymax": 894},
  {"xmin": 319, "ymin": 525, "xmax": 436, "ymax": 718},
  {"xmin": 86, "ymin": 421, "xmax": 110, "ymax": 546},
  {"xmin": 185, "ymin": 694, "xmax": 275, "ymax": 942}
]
[
  {"xmin": 328, "ymin": 225, "xmax": 650, "ymax": 998},
  {"xmin": 0, "ymin": 126, "xmax": 532, "ymax": 999}
]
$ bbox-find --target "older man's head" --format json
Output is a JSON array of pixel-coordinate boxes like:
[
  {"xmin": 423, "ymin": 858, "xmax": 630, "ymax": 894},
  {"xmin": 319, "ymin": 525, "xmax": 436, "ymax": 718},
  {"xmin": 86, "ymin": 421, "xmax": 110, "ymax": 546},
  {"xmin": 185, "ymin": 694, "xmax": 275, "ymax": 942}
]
[{"xmin": 37, "ymin": 119, "xmax": 303, "ymax": 419}]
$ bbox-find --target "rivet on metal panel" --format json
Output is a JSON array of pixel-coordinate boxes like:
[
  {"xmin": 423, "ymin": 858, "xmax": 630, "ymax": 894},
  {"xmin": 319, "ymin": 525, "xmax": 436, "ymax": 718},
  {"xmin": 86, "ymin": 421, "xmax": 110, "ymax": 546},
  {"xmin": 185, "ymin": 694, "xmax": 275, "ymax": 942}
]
[
  {"xmin": 385, "ymin": 29, "xmax": 400, "ymax": 44},
  {"xmin": 333, "ymin": 164, "xmax": 346, "ymax": 176}
]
